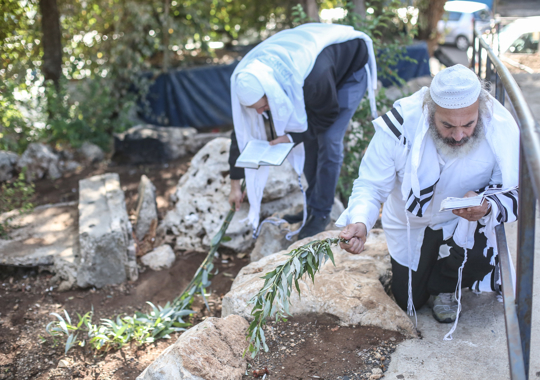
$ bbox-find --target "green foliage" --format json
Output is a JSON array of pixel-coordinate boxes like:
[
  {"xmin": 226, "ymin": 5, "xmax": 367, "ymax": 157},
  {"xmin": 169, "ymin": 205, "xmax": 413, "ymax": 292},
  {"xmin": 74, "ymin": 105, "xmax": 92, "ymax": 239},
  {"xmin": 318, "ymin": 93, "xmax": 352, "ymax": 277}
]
[
  {"xmin": 47, "ymin": 302, "xmax": 193, "ymax": 353},
  {"xmin": 245, "ymin": 237, "xmax": 346, "ymax": 357},
  {"xmin": 40, "ymin": 78, "xmax": 136, "ymax": 150},
  {"xmin": 337, "ymin": 88, "xmax": 396, "ymax": 202},
  {"xmin": 0, "ymin": 82, "xmax": 38, "ymax": 154},
  {"xmin": 0, "ymin": 169, "xmax": 35, "ymax": 238}
]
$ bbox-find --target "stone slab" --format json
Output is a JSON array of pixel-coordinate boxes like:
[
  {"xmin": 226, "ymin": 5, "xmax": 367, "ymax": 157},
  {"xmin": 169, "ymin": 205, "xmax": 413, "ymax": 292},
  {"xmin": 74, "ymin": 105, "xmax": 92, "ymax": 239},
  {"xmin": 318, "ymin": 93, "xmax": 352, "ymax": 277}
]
[
  {"xmin": 0, "ymin": 202, "xmax": 78, "ymax": 267},
  {"xmin": 77, "ymin": 173, "xmax": 137, "ymax": 288}
]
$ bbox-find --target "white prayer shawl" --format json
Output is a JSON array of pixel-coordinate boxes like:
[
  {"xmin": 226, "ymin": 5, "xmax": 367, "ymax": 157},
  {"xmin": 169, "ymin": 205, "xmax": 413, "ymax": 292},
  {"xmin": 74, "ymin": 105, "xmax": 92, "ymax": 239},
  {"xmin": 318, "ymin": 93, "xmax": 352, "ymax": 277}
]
[
  {"xmin": 338, "ymin": 87, "xmax": 519, "ymax": 339},
  {"xmin": 231, "ymin": 23, "xmax": 378, "ymax": 230}
]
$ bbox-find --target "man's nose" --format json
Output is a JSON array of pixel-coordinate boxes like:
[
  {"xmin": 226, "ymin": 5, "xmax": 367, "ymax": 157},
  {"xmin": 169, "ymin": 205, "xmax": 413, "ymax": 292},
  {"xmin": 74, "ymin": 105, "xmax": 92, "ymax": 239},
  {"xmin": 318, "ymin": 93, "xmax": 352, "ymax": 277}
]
[{"xmin": 452, "ymin": 129, "xmax": 465, "ymax": 141}]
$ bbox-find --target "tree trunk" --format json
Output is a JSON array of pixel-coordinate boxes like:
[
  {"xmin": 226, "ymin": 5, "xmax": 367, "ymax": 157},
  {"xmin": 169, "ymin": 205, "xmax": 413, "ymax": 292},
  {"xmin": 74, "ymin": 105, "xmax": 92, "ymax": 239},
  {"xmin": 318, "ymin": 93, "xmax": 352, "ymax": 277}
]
[
  {"xmin": 299, "ymin": 0, "xmax": 320, "ymax": 22},
  {"xmin": 351, "ymin": 0, "xmax": 366, "ymax": 18},
  {"xmin": 416, "ymin": 0, "xmax": 447, "ymax": 56},
  {"xmin": 162, "ymin": 0, "xmax": 170, "ymax": 72},
  {"xmin": 39, "ymin": 0, "xmax": 62, "ymax": 88}
]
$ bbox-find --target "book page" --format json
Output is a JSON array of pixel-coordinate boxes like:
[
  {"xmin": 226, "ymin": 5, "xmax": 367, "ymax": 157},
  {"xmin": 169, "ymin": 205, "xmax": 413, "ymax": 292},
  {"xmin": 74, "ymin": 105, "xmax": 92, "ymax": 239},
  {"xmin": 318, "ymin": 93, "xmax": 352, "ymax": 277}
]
[
  {"xmin": 439, "ymin": 195, "xmax": 484, "ymax": 212},
  {"xmin": 235, "ymin": 140, "xmax": 270, "ymax": 169},
  {"xmin": 260, "ymin": 142, "xmax": 295, "ymax": 166}
]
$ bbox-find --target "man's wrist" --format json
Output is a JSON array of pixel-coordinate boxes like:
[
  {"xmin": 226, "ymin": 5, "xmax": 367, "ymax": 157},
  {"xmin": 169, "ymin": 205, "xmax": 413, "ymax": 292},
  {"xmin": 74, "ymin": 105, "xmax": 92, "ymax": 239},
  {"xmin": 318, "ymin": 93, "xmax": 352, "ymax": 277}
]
[{"xmin": 484, "ymin": 201, "xmax": 492, "ymax": 216}]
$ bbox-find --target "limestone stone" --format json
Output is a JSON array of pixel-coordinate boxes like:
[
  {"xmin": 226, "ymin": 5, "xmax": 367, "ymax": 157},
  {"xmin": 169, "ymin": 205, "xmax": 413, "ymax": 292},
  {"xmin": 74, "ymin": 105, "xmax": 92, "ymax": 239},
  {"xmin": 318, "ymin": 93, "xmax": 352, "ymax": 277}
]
[
  {"xmin": 113, "ymin": 125, "xmax": 197, "ymax": 164},
  {"xmin": 0, "ymin": 202, "xmax": 78, "ymax": 269},
  {"xmin": 134, "ymin": 175, "xmax": 158, "ymax": 240},
  {"xmin": 250, "ymin": 198, "xmax": 346, "ymax": 262},
  {"xmin": 77, "ymin": 173, "xmax": 138, "ymax": 288},
  {"xmin": 47, "ymin": 161, "xmax": 62, "ymax": 180},
  {"xmin": 0, "ymin": 151, "xmax": 18, "ymax": 182},
  {"xmin": 78, "ymin": 142, "xmax": 105, "ymax": 163},
  {"xmin": 188, "ymin": 131, "xmax": 232, "ymax": 154},
  {"xmin": 158, "ymin": 137, "xmax": 303, "ymax": 253},
  {"xmin": 137, "ymin": 315, "xmax": 249, "ymax": 380},
  {"xmin": 17, "ymin": 143, "xmax": 60, "ymax": 181},
  {"xmin": 141, "ymin": 245, "xmax": 176, "ymax": 271},
  {"xmin": 222, "ymin": 230, "xmax": 416, "ymax": 337}
]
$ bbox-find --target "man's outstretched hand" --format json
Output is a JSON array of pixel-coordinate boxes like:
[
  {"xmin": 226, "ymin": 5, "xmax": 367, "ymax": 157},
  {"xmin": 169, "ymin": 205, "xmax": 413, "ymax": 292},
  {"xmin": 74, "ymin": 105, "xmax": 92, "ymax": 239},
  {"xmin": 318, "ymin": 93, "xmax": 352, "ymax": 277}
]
[
  {"xmin": 339, "ymin": 222, "xmax": 367, "ymax": 254},
  {"xmin": 269, "ymin": 135, "xmax": 292, "ymax": 145},
  {"xmin": 228, "ymin": 179, "xmax": 245, "ymax": 211}
]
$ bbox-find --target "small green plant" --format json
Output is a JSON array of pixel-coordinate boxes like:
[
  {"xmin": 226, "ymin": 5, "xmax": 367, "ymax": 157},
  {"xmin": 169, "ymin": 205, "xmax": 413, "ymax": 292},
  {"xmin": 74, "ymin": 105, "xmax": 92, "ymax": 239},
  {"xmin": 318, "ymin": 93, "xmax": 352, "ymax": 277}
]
[
  {"xmin": 244, "ymin": 237, "xmax": 347, "ymax": 357},
  {"xmin": 0, "ymin": 169, "xmax": 35, "ymax": 238}
]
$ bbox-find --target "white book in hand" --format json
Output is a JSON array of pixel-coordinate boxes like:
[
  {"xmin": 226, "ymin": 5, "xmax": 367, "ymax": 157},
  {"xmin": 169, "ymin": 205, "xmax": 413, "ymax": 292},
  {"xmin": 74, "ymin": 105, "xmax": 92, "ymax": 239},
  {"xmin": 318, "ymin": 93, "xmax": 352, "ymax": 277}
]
[
  {"xmin": 439, "ymin": 186, "xmax": 518, "ymax": 212},
  {"xmin": 235, "ymin": 140, "xmax": 295, "ymax": 169}
]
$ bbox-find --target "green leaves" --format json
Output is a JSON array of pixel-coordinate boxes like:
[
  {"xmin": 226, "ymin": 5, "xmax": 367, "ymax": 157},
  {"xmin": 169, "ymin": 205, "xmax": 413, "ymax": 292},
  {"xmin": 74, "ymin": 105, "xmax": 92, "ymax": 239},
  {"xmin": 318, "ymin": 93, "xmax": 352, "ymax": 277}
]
[{"xmin": 245, "ymin": 237, "xmax": 346, "ymax": 357}]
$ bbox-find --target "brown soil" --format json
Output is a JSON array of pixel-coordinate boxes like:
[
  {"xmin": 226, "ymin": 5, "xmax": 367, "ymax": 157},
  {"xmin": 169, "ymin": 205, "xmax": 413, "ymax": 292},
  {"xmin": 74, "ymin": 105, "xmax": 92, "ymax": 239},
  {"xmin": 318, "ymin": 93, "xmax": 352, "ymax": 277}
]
[
  {"xmin": 0, "ymin": 251, "xmax": 249, "ymax": 380},
  {"xmin": 243, "ymin": 315, "xmax": 404, "ymax": 380}
]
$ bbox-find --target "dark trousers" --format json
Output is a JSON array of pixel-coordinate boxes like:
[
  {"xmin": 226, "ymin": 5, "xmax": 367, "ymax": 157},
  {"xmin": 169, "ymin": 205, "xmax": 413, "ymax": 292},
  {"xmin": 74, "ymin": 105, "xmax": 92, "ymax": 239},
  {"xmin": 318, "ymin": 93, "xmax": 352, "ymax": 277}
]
[
  {"xmin": 304, "ymin": 67, "xmax": 368, "ymax": 218},
  {"xmin": 391, "ymin": 225, "xmax": 495, "ymax": 311}
]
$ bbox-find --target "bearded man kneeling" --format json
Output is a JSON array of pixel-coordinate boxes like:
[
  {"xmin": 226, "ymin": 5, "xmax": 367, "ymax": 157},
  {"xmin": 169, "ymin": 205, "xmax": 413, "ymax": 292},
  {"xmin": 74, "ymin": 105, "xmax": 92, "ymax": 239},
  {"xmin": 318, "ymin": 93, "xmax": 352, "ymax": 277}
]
[{"xmin": 337, "ymin": 64, "xmax": 519, "ymax": 327}]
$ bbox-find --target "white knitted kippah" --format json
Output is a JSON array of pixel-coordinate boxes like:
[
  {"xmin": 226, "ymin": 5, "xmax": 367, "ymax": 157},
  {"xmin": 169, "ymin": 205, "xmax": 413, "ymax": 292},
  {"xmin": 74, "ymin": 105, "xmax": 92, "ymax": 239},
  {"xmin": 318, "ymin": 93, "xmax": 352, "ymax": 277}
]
[
  {"xmin": 236, "ymin": 72, "xmax": 265, "ymax": 106},
  {"xmin": 430, "ymin": 64, "xmax": 481, "ymax": 109}
]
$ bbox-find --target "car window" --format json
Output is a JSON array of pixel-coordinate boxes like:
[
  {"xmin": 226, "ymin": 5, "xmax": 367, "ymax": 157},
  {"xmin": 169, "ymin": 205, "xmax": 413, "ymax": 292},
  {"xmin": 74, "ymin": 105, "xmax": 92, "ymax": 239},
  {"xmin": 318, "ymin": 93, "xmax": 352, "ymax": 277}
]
[
  {"xmin": 508, "ymin": 32, "xmax": 540, "ymax": 54},
  {"xmin": 443, "ymin": 11, "xmax": 462, "ymax": 22},
  {"xmin": 473, "ymin": 9, "xmax": 491, "ymax": 22}
]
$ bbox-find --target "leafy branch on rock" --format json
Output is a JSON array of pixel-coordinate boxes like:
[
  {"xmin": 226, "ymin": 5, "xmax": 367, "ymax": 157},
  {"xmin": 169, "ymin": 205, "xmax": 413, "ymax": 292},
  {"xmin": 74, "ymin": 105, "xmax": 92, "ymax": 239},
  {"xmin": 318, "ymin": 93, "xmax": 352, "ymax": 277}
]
[
  {"xmin": 245, "ymin": 237, "xmax": 347, "ymax": 357},
  {"xmin": 46, "ymin": 181, "xmax": 245, "ymax": 354}
]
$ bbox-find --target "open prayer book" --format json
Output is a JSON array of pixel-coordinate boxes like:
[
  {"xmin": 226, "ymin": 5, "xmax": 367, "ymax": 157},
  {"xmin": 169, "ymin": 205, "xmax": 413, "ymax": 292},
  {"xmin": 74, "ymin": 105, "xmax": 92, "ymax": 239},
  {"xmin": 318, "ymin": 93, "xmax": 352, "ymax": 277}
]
[
  {"xmin": 439, "ymin": 186, "xmax": 518, "ymax": 212},
  {"xmin": 235, "ymin": 140, "xmax": 294, "ymax": 169}
]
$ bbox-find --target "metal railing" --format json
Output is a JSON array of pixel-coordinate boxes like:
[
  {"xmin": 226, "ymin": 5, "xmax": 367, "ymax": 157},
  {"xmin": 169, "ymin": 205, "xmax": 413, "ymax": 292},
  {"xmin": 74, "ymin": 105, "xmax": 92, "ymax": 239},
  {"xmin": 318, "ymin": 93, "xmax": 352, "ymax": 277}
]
[{"xmin": 472, "ymin": 22, "xmax": 539, "ymax": 380}]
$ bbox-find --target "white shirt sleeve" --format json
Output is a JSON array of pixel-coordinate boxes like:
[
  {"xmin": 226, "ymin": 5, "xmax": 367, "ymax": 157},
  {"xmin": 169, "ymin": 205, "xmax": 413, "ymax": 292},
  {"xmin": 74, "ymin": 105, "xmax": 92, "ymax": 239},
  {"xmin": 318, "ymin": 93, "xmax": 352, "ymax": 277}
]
[
  {"xmin": 489, "ymin": 161, "xmax": 503, "ymax": 185},
  {"xmin": 344, "ymin": 130, "xmax": 402, "ymax": 231}
]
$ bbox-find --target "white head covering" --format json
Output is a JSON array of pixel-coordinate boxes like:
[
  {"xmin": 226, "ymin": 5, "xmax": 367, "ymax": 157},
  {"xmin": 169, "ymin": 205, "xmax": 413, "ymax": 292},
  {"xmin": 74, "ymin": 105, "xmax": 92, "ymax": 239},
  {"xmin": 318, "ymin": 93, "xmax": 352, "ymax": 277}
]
[
  {"xmin": 236, "ymin": 72, "xmax": 265, "ymax": 106},
  {"xmin": 230, "ymin": 23, "xmax": 379, "ymax": 230},
  {"xmin": 430, "ymin": 64, "xmax": 481, "ymax": 109}
]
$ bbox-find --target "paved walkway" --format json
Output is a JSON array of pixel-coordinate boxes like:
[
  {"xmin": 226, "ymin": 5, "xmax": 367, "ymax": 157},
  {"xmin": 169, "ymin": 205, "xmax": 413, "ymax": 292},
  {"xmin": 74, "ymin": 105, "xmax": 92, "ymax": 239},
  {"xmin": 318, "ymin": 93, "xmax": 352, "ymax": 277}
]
[{"xmin": 385, "ymin": 73, "xmax": 540, "ymax": 379}]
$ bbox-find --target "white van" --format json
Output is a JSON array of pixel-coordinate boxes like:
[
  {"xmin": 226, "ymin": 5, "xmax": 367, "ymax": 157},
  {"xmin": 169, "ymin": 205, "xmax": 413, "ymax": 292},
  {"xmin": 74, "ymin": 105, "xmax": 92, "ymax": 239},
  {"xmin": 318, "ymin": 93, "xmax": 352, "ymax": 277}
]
[{"xmin": 438, "ymin": 1, "xmax": 493, "ymax": 50}]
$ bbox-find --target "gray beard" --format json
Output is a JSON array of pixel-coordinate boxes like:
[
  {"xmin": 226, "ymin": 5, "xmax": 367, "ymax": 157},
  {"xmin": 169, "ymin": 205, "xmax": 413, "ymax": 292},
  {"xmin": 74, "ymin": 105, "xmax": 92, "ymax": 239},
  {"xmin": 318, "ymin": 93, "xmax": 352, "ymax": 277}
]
[{"xmin": 428, "ymin": 116, "xmax": 485, "ymax": 159}]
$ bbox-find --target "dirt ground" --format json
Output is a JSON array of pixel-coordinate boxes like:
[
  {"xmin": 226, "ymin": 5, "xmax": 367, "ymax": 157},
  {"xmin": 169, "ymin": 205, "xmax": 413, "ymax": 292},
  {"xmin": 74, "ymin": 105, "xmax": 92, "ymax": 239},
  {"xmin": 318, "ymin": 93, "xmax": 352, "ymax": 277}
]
[
  {"xmin": 243, "ymin": 315, "xmax": 404, "ymax": 380},
  {"xmin": 1, "ymin": 156, "xmax": 407, "ymax": 379},
  {"xmin": 0, "ymin": 251, "xmax": 249, "ymax": 380}
]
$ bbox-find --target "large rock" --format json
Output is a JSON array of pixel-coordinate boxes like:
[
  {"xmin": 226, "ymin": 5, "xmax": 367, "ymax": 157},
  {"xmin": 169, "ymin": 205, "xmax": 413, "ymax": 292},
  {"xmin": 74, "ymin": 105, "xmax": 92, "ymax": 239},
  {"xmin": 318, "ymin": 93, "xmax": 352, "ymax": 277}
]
[
  {"xmin": 187, "ymin": 131, "xmax": 232, "ymax": 154},
  {"xmin": 141, "ymin": 245, "xmax": 176, "ymax": 271},
  {"xmin": 222, "ymin": 230, "xmax": 416, "ymax": 337},
  {"xmin": 250, "ymin": 197, "xmax": 345, "ymax": 262},
  {"xmin": 137, "ymin": 315, "xmax": 249, "ymax": 380},
  {"xmin": 17, "ymin": 143, "xmax": 60, "ymax": 181},
  {"xmin": 78, "ymin": 142, "xmax": 105, "ymax": 164},
  {"xmin": 113, "ymin": 125, "xmax": 197, "ymax": 164},
  {"xmin": 134, "ymin": 175, "xmax": 158, "ymax": 240},
  {"xmin": 158, "ymin": 137, "xmax": 304, "ymax": 253},
  {"xmin": 77, "ymin": 173, "xmax": 138, "ymax": 288},
  {"xmin": 0, "ymin": 151, "xmax": 18, "ymax": 182}
]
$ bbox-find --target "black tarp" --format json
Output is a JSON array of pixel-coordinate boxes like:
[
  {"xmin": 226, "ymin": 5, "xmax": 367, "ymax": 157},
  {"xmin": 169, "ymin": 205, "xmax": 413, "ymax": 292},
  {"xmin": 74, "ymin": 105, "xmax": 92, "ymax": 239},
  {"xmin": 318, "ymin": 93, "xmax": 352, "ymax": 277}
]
[{"xmin": 139, "ymin": 42, "xmax": 430, "ymax": 129}]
